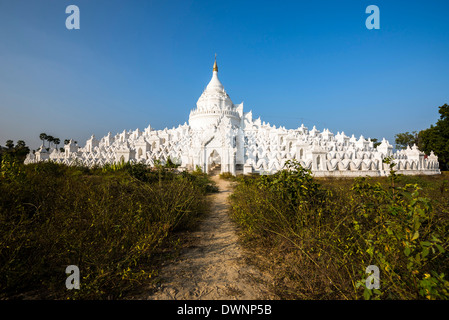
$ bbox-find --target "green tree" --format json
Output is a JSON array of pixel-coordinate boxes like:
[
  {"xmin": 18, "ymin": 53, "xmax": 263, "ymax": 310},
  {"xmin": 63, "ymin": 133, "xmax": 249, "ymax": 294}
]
[
  {"xmin": 47, "ymin": 135, "xmax": 54, "ymax": 149},
  {"xmin": 394, "ymin": 131, "xmax": 419, "ymax": 150},
  {"xmin": 5, "ymin": 140, "xmax": 14, "ymax": 149},
  {"xmin": 13, "ymin": 140, "xmax": 30, "ymax": 163},
  {"xmin": 53, "ymin": 138, "xmax": 60, "ymax": 150},
  {"xmin": 370, "ymin": 138, "xmax": 381, "ymax": 148},
  {"xmin": 39, "ymin": 133, "xmax": 48, "ymax": 148},
  {"xmin": 0, "ymin": 139, "xmax": 30, "ymax": 163},
  {"xmin": 419, "ymin": 103, "xmax": 449, "ymax": 170}
]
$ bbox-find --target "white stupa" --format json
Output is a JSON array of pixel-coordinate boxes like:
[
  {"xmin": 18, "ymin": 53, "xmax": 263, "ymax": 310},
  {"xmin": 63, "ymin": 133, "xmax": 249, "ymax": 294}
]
[{"xmin": 25, "ymin": 58, "xmax": 440, "ymax": 176}]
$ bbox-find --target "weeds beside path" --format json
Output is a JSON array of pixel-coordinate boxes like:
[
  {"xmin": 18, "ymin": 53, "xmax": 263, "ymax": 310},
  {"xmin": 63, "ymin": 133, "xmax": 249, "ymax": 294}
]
[
  {"xmin": 144, "ymin": 175, "xmax": 275, "ymax": 300},
  {"xmin": 0, "ymin": 162, "xmax": 212, "ymax": 299},
  {"xmin": 229, "ymin": 161, "xmax": 449, "ymax": 300}
]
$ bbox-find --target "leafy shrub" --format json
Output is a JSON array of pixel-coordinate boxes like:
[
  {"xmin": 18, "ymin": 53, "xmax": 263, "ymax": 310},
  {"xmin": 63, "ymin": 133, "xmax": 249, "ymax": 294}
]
[
  {"xmin": 219, "ymin": 172, "xmax": 235, "ymax": 181},
  {"xmin": 230, "ymin": 161, "xmax": 449, "ymax": 300},
  {"xmin": 0, "ymin": 160, "xmax": 212, "ymax": 299}
]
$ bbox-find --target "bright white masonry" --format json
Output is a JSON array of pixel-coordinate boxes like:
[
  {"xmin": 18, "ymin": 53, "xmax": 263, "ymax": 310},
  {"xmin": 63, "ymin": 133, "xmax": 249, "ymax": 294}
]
[{"xmin": 25, "ymin": 59, "xmax": 440, "ymax": 176}]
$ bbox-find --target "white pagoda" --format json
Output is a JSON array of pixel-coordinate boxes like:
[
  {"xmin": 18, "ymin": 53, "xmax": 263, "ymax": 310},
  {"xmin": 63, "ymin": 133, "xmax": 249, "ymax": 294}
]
[{"xmin": 25, "ymin": 58, "xmax": 440, "ymax": 176}]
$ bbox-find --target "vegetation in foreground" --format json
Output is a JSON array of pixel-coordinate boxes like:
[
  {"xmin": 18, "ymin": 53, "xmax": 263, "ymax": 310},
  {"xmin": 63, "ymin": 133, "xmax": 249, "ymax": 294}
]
[
  {"xmin": 0, "ymin": 158, "xmax": 216, "ymax": 299},
  {"xmin": 229, "ymin": 160, "xmax": 449, "ymax": 300}
]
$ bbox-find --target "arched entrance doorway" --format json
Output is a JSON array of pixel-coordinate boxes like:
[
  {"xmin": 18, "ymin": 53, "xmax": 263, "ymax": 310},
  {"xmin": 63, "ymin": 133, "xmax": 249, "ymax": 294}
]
[{"xmin": 208, "ymin": 149, "xmax": 221, "ymax": 173}]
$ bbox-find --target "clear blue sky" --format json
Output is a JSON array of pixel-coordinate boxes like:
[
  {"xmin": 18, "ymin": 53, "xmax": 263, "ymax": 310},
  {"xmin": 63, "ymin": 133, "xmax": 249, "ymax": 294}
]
[{"xmin": 1, "ymin": 0, "xmax": 448, "ymax": 150}]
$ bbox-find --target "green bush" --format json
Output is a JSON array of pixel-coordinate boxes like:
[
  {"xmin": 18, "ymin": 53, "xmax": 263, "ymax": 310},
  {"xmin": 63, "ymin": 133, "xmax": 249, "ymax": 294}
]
[
  {"xmin": 0, "ymin": 160, "xmax": 211, "ymax": 299},
  {"xmin": 230, "ymin": 160, "xmax": 449, "ymax": 300},
  {"xmin": 219, "ymin": 172, "xmax": 235, "ymax": 181}
]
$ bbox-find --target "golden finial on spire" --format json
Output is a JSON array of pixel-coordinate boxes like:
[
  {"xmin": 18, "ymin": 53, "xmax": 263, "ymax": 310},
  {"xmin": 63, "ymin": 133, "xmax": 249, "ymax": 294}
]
[{"xmin": 213, "ymin": 53, "xmax": 218, "ymax": 72}]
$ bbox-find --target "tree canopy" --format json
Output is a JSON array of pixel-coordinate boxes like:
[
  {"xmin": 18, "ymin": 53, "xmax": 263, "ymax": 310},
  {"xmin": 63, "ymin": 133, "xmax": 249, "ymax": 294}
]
[
  {"xmin": 0, "ymin": 140, "xmax": 30, "ymax": 164},
  {"xmin": 394, "ymin": 104, "xmax": 448, "ymax": 170},
  {"xmin": 394, "ymin": 131, "xmax": 419, "ymax": 150},
  {"xmin": 418, "ymin": 104, "xmax": 449, "ymax": 170}
]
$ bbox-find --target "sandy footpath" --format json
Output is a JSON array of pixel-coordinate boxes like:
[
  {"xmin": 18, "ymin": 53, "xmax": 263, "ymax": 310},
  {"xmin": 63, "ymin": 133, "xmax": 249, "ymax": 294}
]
[{"xmin": 145, "ymin": 175, "xmax": 274, "ymax": 300}]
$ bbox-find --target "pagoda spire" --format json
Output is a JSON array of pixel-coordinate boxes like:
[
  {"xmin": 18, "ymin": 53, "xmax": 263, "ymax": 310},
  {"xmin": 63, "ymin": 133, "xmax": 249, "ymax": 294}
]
[{"xmin": 213, "ymin": 53, "xmax": 218, "ymax": 72}]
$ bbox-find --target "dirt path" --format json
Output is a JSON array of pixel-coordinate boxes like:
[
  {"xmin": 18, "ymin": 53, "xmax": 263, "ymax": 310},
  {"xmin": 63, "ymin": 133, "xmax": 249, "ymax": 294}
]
[{"xmin": 146, "ymin": 175, "xmax": 274, "ymax": 300}]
